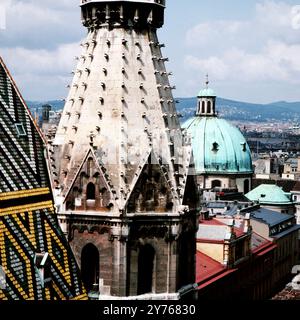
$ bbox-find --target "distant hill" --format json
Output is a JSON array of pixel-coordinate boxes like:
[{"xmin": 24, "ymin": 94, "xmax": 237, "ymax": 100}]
[
  {"xmin": 176, "ymin": 97, "xmax": 300, "ymax": 122},
  {"xmin": 26, "ymin": 97, "xmax": 300, "ymax": 123},
  {"xmin": 177, "ymin": 98, "xmax": 300, "ymax": 122}
]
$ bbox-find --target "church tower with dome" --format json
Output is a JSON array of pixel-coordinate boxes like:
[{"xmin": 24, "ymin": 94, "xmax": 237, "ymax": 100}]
[{"xmin": 182, "ymin": 77, "xmax": 253, "ymax": 195}]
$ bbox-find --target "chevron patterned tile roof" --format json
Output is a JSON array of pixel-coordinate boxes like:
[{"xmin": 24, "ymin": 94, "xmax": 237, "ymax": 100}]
[{"xmin": 0, "ymin": 57, "xmax": 88, "ymax": 300}]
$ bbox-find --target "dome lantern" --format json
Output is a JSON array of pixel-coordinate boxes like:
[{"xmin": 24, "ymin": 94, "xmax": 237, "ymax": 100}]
[
  {"xmin": 196, "ymin": 75, "xmax": 217, "ymax": 117},
  {"xmin": 182, "ymin": 78, "xmax": 253, "ymax": 194}
]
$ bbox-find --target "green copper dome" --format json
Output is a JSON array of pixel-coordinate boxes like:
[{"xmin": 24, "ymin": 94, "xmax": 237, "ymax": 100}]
[
  {"xmin": 198, "ymin": 88, "xmax": 216, "ymax": 97},
  {"xmin": 245, "ymin": 184, "xmax": 294, "ymax": 205},
  {"xmin": 182, "ymin": 117, "xmax": 253, "ymax": 175}
]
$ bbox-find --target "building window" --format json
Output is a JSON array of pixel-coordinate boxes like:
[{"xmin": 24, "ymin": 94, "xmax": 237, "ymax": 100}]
[
  {"xmin": 15, "ymin": 123, "xmax": 26, "ymax": 136},
  {"xmin": 211, "ymin": 180, "xmax": 221, "ymax": 189},
  {"xmin": 81, "ymin": 244, "xmax": 100, "ymax": 292},
  {"xmin": 137, "ymin": 244, "xmax": 155, "ymax": 295},
  {"xmin": 244, "ymin": 179, "xmax": 250, "ymax": 194},
  {"xmin": 87, "ymin": 182, "xmax": 96, "ymax": 200}
]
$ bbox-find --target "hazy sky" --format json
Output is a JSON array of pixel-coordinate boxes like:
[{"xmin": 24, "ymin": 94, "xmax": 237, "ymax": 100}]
[{"xmin": 0, "ymin": 0, "xmax": 300, "ymax": 103}]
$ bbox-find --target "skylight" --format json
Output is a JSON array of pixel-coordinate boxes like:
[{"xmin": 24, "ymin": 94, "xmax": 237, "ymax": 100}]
[{"xmin": 15, "ymin": 123, "xmax": 26, "ymax": 137}]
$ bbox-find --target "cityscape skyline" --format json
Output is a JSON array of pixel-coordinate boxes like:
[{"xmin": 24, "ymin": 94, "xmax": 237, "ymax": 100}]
[
  {"xmin": 0, "ymin": 0, "xmax": 300, "ymax": 303},
  {"xmin": 0, "ymin": 0, "xmax": 300, "ymax": 103}
]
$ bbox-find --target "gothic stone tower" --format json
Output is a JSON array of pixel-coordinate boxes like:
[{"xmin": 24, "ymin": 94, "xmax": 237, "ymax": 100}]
[{"xmin": 51, "ymin": 0, "xmax": 198, "ymax": 298}]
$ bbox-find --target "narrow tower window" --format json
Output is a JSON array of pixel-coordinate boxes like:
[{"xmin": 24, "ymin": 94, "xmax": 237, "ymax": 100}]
[
  {"xmin": 207, "ymin": 101, "xmax": 212, "ymax": 114},
  {"xmin": 87, "ymin": 182, "xmax": 96, "ymax": 200},
  {"xmin": 198, "ymin": 102, "xmax": 201, "ymax": 114},
  {"xmin": 137, "ymin": 244, "xmax": 155, "ymax": 295},
  {"xmin": 201, "ymin": 101, "xmax": 205, "ymax": 114},
  {"xmin": 81, "ymin": 244, "xmax": 99, "ymax": 292},
  {"xmin": 87, "ymin": 157, "xmax": 93, "ymax": 177}
]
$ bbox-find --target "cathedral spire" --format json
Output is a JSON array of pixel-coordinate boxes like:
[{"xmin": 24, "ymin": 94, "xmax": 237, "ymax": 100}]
[
  {"xmin": 49, "ymin": 0, "xmax": 198, "ymax": 299},
  {"xmin": 196, "ymin": 75, "xmax": 217, "ymax": 117}
]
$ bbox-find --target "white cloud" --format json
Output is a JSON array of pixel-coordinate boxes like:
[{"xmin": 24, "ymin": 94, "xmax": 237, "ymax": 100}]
[
  {"xmin": 0, "ymin": 0, "xmax": 84, "ymax": 99},
  {"xmin": 184, "ymin": 0, "xmax": 300, "ymax": 95},
  {"xmin": 185, "ymin": 55, "xmax": 230, "ymax": 80},
  {"xmin": 185, "ymin": 41, "xmax": 299, "ymax": 82},
  {"xmin": 0, "ymin": 0, "xmax": 83, "ymax": 49},
  {"xmin": 186, "ymin": 21, "xmax": 245, "ymax": 48},
  {"xmin": 0, "ymin": 42, "xmax": 81, "ymax": 100},
  {"xmin": 0, "ymin": 43, "xmax": 80, "ymax": 75}
]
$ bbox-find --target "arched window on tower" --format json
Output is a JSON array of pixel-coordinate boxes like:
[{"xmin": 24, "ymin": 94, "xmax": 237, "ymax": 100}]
[
  {"xmin": 198, "ymin": 101, "xmax": 201, "ymax": 114},
  {"xmin": 207, "ymin": 101, "xmax": 212, "ymax": 114},
  {"xmin": 137, "ymin": 244, "xmax": 155, "ymax": 295},
  {"xmin": 201, "ymin": 101, "xmax": 205, "ymax": 114},
  {"xmin": 81, "ymin": 243, "xmax": 99, "ymax": 292},
  {"xmin": 87, "ymin": 182, "xmax": 96, "ymax": 200}
]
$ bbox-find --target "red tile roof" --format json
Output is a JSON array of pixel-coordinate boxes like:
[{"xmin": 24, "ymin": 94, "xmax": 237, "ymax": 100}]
[
  {"xmin": 234, "ymin": 225, "xmax": 246, "ymax": 238},
  {"xmin": 196, "ymin": 251, "xmax": 226, "ymax": 283},
  {"xmin": 196, "ymin": 251, "xmax": 237, "ymax": 290},
  {"xmin": 199, "ymin": 218, "xmax": 225, "ymax": 226},
  {"xmin": 251, "ymin": 232, "xmax": 277, "ymax": 255}
]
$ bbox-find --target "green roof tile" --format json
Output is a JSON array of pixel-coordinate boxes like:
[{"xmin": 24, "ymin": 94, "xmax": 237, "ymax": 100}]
[
  {"xmin": 198, "ymin": 88, "xmax": 216, "ymax": 97},
  {"xmin": 245, "ymin": 184, "xmax": 294, "ymax": 205}
]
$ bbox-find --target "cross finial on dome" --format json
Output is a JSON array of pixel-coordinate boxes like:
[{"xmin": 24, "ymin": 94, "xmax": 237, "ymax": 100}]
[{"xmin": 205, "ymin": 74, "xmax": 209, "ymax": 89}]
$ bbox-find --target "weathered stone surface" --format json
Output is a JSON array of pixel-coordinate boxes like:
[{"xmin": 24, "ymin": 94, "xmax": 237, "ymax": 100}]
[{"xmin": 52, "ymin": 0, "xmax": 198, "ymax": 299}]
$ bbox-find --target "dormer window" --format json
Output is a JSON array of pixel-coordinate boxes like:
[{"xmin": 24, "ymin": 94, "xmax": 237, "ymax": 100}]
[
  {"xmin": 260, "ymin": 194, "xmax": 266, "ymax": 198},
  {"xmin": 212, "ymin": 142, "xmax": 219, "ymax": 152},
  {"xmin": 15, "ymin": 123, "xmax": 26, "ymax": 137},
  {"xmin": 241, "ymin": 142, "xmax": 247, "ymax": 152},
  {"xmin": 35, "ymin": 252, "xmax": 51, "ymax": 288}
]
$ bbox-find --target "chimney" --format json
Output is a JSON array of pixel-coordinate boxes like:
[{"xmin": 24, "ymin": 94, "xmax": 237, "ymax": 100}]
[{"xmin": 243, "ymin": 212, "xmax": 251, "ymax": 233}]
